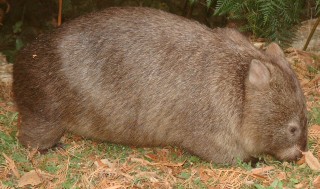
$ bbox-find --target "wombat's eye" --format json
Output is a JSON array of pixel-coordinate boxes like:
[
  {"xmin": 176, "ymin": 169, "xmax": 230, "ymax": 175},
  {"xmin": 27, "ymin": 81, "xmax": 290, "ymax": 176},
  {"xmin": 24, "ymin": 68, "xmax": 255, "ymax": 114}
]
[{"xmin": 289, "ymin": 126, "xmax": 297, "ymax": 134}]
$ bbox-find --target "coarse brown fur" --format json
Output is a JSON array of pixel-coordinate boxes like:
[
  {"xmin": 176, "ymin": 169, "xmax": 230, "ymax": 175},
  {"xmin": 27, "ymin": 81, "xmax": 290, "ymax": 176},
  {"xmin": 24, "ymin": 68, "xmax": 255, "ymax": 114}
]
[{"xmin": 13, "ymin": 7, "xmax": 307, "ymax": 164}]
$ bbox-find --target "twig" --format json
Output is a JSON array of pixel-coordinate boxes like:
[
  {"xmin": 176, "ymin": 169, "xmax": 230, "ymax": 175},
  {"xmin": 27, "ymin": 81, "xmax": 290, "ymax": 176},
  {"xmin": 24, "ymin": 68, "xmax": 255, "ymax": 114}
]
[{"xmin": 303, "ymin": 17, "xmax": 320, "ymax": 51}]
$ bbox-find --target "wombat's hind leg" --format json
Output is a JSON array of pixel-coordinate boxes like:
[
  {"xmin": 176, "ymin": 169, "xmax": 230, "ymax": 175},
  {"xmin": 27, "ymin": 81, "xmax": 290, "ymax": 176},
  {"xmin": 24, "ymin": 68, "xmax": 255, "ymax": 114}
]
[{"xmin": 18, "ymin": 113, "xmax": 65, "ymax": 150}]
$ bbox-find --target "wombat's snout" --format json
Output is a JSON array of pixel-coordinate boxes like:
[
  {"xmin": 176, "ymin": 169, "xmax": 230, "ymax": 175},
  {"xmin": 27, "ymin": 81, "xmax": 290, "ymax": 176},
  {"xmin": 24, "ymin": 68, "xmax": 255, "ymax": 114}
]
[
  {"xmin": 276, "ymin": 145, "xmax": 305, "ymax": 162},
  {"xmin": 293, "ymin": 150, "xmax": 303, "ymax": 161},
  {"xmin": 281, "ymin": 121, "xmax": 308, "ymax": 162}
]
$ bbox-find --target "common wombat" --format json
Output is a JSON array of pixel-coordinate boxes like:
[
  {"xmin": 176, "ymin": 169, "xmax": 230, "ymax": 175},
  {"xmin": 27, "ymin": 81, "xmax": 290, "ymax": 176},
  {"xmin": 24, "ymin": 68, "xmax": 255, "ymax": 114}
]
[{"xmin": 13, "ymin": 7, "xmax": 307, "ymax": 164}]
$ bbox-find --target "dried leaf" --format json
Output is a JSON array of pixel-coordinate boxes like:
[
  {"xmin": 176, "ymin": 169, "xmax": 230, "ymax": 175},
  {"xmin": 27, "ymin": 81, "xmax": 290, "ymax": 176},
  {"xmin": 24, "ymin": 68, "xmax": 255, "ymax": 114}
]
[
  {"xmin": 28, "ymin": 148, "xmax": 38, "ymax": 159},
  {"xmin": 94, "ymin": 159, "xmax": 113, "ymax": 168},
  {"xmin": 130, "ymin": 157, "xmax": 184, "ymax": 167},
  {"xmin": 244, "ymin": 180, "xmax": 255, "ymax": 185},
  {"xmin": 251, "ymin": 166, "xmax": 274, "ymax": 175},
  {"xmin": 106, "ymin": 185, "xmax": 125, "ymax": 189},
  {"xmin": 17, "ymin": 170, "xmax": 42, "ymax": 187},
  {"xmin": 302, "ymin": 151, "xmax": 320, "ymax": 171},
  {"xmin": 310, "ymin": 125, "xmax": 320, "ymax": 132},
  {"xmin": 144, "ymin": 153, "xmax": 158, "ymax": 161},
  {"xmin": 313, "ymin": 176, "xmax": 320, "ymax": 188},
  {"xmin": 157, "ymin": 161, "xmax": 185, "ymax": 167},
  {"xmin": 199, "ymin": 168, "xmax": 211, "ymax": 182},
  {"xmin": 294, "ymin": 183, "xmax": 305, "ymax": 189},
  {"xmin": 297, "ymin": 155, "xmax": 306, "ymax": 165},
  {"xmin": 2, "ymin": 153, "xmax": 20, "ymax": 178},
  {"xmin": 135, "ymin": 172, "xmax": 159, "ymax": 182},
  {"xmin": 277, "ymin": 172, "xmax": 287, "ymax": 180}
]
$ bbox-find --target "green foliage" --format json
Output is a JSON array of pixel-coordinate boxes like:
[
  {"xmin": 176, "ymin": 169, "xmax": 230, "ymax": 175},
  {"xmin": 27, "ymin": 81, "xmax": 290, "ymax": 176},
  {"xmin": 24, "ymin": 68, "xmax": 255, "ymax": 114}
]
[
  {"xmin": 178, "ymin": 172, "xmax": 191, "ymax": 179},
  {"xmin": 188, "ymin": 0, "xmax": 198, "ymax": 6},
  {"xmin": 12, "ymin": 21, "xmax": 23, "ymax": 34},
  {"xmin": 206, "ymin": 0, "xmax": 213, "ymax": 8},
  {"xmin": 62, "ymin": 0, "xmax": 73, "ymax": 15},
  {"xmin": 311, "ymin": 106, "xmax": 320, "ymax": 124},
  {"xmin": 213, "ymin": 0, "xmax": 304, "ymax": 47},
  {"xmin": 254, "ymin": 179, "xmax": 284, "ymax": 189},
  {"xmin": 316, "ymin": 0, "xmax": 320, "ymax": 15},
  {"xmin": 1, "ymin": 21, "xmax": 24, "ymax": 62}
]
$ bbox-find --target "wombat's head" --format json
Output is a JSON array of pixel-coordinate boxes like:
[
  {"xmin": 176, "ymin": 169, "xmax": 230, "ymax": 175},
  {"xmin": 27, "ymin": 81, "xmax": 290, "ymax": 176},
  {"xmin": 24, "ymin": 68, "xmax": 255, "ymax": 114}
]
[{"xmin": 242, "ymin": 43, "xmax": 307, "ymax": 162}]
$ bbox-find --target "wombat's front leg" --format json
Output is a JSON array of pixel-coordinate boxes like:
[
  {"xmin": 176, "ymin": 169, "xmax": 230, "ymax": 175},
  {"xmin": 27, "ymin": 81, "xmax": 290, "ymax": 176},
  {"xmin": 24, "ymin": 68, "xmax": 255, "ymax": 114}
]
[{"xmin": 18, "ymin": 112, "xmax": 65, "ymax": 150}]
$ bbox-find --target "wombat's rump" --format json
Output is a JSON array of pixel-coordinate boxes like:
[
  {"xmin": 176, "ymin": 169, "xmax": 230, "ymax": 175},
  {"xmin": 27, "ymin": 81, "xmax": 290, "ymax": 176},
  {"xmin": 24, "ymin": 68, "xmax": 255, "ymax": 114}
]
[{"xmin": 13, "ymin": 7, "xmax": 307, "ymax": 164}]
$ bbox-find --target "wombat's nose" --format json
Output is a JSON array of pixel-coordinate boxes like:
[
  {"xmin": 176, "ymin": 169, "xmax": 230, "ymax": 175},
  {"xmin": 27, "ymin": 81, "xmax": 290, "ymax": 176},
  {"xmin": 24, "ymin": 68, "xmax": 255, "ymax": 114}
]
[{"xmin": 295, "ymin": 152, "xmax": 303, "ymax": 161}]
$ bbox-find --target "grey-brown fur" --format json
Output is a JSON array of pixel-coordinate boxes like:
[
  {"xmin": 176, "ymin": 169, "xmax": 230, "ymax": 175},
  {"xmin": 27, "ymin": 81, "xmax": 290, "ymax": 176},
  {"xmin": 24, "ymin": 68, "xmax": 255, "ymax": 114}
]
[{"xmin": 13, "ymin": 7, "xmax": 307, "ymax": 164}]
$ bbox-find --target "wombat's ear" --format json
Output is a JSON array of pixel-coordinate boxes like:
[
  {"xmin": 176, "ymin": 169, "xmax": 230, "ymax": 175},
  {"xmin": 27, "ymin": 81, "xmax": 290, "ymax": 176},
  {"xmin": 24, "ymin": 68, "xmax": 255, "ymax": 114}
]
[
  {"xmin": 265, "ymin": 42, "xmax": 286, "ymax": 59},
  {"xmin": 248, "ymin": 59, "xmax": 271, "ymax": 88},
  {"xmin": 265, "ymin": 42, "xmax": 292, "ymax": 73}
]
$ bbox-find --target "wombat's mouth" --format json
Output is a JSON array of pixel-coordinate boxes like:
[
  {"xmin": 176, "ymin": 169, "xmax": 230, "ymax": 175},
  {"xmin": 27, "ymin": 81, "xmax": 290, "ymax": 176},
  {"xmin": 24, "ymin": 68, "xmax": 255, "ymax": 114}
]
[{"xmin": 273, "ymin": 145, "xmax": 303, "ymax": 162}]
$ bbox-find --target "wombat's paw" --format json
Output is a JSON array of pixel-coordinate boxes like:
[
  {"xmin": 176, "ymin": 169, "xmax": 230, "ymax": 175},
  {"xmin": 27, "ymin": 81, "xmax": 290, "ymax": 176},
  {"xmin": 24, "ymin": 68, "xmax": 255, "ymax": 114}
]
[
  {"xmin": 243, "ymin": 157, "xmax": 260, "ymax": 167},
  {"xmin": 17, "ymin": 119, "xmax": 65, "ymax": 151},
  {"xmin": 38, "ymin": 142, "xmax": 65, "ymax": 154},
  {"xmin": 18, "ymin": 131, "xmax": 63, "ymax": 152},
  {"xmin": 250, "ymin": 157, "xmax": 261, "ymax": 167}
]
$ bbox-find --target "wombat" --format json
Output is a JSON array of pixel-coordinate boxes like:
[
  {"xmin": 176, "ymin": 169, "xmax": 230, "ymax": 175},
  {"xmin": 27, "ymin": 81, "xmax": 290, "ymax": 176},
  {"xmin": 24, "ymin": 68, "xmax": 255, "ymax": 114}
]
[{"xmin": 13, "ymin": 7, "xmax": 307, "ymax": 164}]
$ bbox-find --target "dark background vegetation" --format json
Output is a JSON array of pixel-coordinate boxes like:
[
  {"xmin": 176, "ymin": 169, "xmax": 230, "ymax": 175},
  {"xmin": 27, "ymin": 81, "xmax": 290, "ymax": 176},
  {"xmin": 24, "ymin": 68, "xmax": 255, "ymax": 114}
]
[{"xmin": 0, "ymin": 0, "xmax": 320, "ymax": 62}]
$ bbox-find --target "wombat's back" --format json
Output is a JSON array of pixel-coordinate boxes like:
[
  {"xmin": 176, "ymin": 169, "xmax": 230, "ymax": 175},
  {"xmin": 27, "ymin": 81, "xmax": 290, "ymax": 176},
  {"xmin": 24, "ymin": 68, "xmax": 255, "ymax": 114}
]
[{"xmin": 13, "ymin": 7, "xmax": 307, "ymax": 164}]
